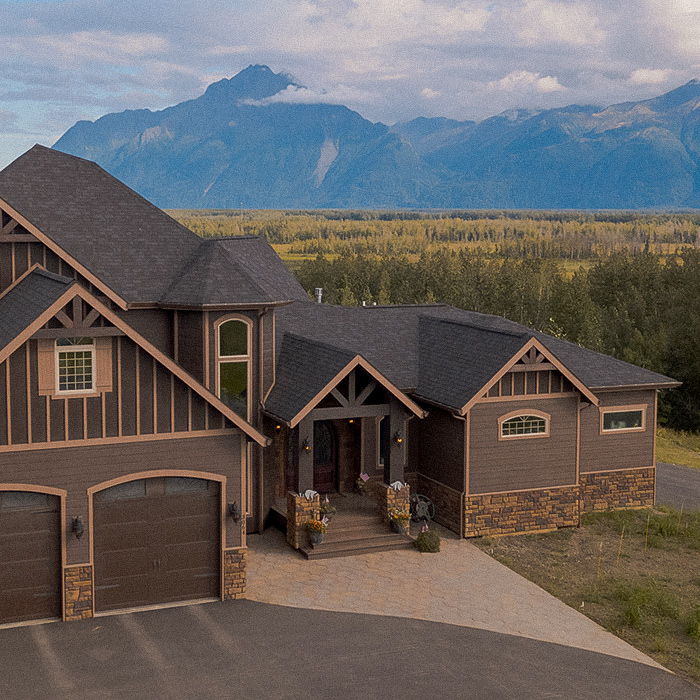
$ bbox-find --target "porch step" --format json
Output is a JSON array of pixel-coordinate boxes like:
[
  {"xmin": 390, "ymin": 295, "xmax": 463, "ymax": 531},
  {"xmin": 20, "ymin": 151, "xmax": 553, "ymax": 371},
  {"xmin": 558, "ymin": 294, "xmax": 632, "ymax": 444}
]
[{"xmin": 299, "ymin": 512, "xmax": 414, "ymax": 559}]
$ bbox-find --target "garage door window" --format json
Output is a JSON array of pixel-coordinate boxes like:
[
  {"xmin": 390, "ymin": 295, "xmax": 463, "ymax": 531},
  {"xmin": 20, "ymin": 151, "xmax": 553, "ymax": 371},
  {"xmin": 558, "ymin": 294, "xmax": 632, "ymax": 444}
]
[{"xmin": 0, "ymin": 491, "xmax": 49, "ymax": 509}]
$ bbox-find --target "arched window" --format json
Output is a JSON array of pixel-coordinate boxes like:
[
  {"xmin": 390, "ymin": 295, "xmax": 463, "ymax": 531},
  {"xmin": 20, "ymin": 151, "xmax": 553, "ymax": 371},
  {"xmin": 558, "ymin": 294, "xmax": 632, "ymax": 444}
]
[
  {"xmin": 499, "ymin": 410, "xmax": 550, "ymax": 439},
  {"xmin": 216, "ymin": 318, "xmax": 250, "ymax": 419}
]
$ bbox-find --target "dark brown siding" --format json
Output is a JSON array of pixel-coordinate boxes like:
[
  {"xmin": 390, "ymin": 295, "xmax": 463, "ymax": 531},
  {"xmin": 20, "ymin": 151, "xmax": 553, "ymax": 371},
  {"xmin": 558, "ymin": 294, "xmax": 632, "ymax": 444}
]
[
  {"xmin": 113, "ymin": 308, "xmax": 173, "ymax": 356},
  {"xmin": 176, "ymin": 312, "xmax": 204, "ymax": 383},
  {"xmin": 0, "ymin": 434, "xmax": 242, "ymax": 565},
  {"xmin": 579, "ymin": 390, "xmax": 655, "ymax": 473},
  {"xmin": 0, "ymin": 335, "xmax": 235, "ymax": 448},
  {"xmin": 416, "ymin": 408, "xmax": 464, "ymax": 491},
  {"xmin": 469, "ymin": 396, "xmax": 578, "ymax": 494}
]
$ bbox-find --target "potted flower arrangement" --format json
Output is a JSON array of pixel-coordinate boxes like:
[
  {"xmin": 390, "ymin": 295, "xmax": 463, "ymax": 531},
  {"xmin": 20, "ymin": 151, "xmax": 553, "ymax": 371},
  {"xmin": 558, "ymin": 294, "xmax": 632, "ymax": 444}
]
[
  {"xmin": 355, "ymin": 470, "xmax": 370, "ymax": 493},
  {"xmin": 388, "ymin": 508, "xmax": 411, "ymax": 535},
  {"xmin": 319, "ymin": 495, "xmax": 337, "ymax": 521},
  {"xmin": 304, "ymin": 519, "xmax": 327, "ymax": 547}
]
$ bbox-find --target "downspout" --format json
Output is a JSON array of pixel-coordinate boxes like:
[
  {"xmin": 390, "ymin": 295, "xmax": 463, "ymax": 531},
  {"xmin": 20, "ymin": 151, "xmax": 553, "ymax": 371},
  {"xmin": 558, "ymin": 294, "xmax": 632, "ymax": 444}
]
[
  {"xmin": 257, "ymin": 308, "xmax": 266, "ymax": 533},
  {"xmin": 452, "ymin": 412, "xmax": 468, "ymax": 539}
]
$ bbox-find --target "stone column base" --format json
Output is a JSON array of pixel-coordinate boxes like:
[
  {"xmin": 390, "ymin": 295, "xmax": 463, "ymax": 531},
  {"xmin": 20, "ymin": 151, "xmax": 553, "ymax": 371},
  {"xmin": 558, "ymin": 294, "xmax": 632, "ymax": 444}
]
[
  {"xmin": 286, "ymin": 491, "xmax": 319, "ymax": 549},
  {"xmin": 223, "ymin": 548, "xmax": 246, "ymax": 600},
  {"xmin": 64, "ymin": 565, "xmax": 94, "ymax": 621}
]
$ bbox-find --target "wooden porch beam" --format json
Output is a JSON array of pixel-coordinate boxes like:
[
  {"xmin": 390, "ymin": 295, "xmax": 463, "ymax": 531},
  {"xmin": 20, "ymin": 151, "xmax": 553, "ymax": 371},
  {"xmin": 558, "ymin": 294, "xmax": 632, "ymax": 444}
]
[
  {"xmin": 311, "ymin": 403, "xmax": 390, "ymax": 420},
  {"xmin": 330, "ymin": 387, "xmax": 348, "ymax": 407},
  {"xmin": 55, "ymin": 309, "xmax": 73, "ymax": 328},
  {"xmin": 509, "ymin": 363, "xmax": 555, "ymax": 373},
  {"xmin": 32, "ymin": 327, "xmax": 125, "ymax": 339},
  {"xmin": 355, "ymin": 380, "xmax": 377, "ymax": 406}
]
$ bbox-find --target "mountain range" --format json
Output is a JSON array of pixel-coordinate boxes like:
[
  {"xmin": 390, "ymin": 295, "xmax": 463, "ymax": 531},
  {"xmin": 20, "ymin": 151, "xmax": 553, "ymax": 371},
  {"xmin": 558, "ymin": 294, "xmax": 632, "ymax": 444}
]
[{"xmin": 53, "ymin": 65, "xmax": 700, "ymax": 210}]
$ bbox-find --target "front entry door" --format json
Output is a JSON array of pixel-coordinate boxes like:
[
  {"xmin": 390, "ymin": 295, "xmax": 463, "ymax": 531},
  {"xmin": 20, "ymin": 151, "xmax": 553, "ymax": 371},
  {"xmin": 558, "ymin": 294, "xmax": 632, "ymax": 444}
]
[{"xmin": 313, "ymin": 421, "xmax": 337, "ymax": 493}]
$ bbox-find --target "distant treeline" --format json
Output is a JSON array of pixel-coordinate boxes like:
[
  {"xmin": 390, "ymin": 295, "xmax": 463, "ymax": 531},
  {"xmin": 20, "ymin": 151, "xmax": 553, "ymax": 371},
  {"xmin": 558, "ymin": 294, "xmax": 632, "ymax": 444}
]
[
  {"xmin": 172, "ymin": 210, "xmax": 700, "ymax": 260},
  {"xmin": 170, "ymin": 211, "xmax": 700, "ymax": 431}
]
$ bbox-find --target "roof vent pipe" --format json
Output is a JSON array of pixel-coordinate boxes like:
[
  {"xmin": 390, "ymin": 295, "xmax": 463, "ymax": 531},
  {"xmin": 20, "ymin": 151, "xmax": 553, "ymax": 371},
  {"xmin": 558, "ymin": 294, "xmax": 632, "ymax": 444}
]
[{"xmin": 314, "ymin": 287, "xmax": 323, "ymax": 304}]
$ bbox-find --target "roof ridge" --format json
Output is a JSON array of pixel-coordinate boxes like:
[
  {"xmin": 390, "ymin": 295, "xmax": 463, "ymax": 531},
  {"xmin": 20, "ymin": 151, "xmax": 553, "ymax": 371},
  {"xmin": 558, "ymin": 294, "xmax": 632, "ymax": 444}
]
[{"xmin": 420, "ymin": 314, "xmax": 529, "ymax": 340}]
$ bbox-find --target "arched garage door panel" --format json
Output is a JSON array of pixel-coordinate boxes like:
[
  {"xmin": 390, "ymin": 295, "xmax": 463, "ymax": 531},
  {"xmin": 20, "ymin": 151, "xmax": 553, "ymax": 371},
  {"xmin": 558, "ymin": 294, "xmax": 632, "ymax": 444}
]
[
  {"xmin": 93, "ymin": 477, "xmax": 220, "ymax": 613},
  {"xmin": 0, "ymin": 491, "xmax": 61, "ymax": 624}
]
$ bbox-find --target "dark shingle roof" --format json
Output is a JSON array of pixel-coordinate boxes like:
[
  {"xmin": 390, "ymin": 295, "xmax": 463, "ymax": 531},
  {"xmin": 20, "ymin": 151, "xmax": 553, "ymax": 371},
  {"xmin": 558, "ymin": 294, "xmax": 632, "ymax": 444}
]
[
  {"xmin": 161, "ymin": 236, "xmax": 308, "ymax": 307},
  {"xmin": 415, "ymin": 317, "xmax": 529, "ymax": 409},
  {"xmin": 0, "ymin": 268, "xmax": 74, "ymax": 350},
  {"xmin": 264, "ymin": 334, "xmax": 356, "ymax": 422},
  {"xmin": 275, "ymin": 302, "xmax": 678, "ymax": 413}
]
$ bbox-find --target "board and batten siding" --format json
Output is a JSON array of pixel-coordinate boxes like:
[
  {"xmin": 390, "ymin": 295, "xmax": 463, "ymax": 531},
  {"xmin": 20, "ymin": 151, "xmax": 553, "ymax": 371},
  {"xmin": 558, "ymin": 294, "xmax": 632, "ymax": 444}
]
[
  {"xmin": 579, "ymin": 389, "xmax": 656, "ymax": 473},
  {"xmin": 417, "ymin": 408, "xmax": 464, "ymax": 491},
  {"xmin": 468, "ymin": 395, "xmax": 579, "ymax": 494},
  {"xmin": 0, "ymin": 434, "xmax": 243, "ymax": 566},
  {"xmin": 0, "ymin": 335, "xmax": 235, "ymax": 448}
]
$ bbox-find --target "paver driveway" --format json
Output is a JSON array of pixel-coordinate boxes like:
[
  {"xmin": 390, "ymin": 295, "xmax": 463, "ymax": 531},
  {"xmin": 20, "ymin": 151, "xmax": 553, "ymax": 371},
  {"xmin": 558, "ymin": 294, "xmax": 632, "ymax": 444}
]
[{"xmin": 246, "ymin": 526, "xmax": 661, "ymax": 668}]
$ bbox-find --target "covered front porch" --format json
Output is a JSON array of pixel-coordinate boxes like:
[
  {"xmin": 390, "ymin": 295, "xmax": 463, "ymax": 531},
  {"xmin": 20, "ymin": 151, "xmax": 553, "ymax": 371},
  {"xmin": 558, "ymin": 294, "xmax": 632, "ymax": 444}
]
[{"xmin": 263, "ymin": 353, "xmax": 425, "ymax": 557}]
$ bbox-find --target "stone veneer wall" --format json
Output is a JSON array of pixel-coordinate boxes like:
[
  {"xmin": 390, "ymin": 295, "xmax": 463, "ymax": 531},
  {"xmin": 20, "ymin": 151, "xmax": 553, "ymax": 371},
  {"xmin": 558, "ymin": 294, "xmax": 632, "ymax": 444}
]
[
  {"xmin": 463, "ymin": 486, "xmax": 580, "ymax": 537},
  {"xmin": 286, "ymin": 491, "xmax": 320, "ymax": 549},
  {"xmin": 580, "ymin": 467, "xmax": 655, "ymax": 512},
  {"xmin": 416, "ymin": 474, "xmax": 463, "ymax": 535},
  {"xmin": 64, "ymin": 565, "xmax": 93, "ymax": 621},
  {"xmin": 365, "ymin": 479, "xmax": 410, "ymax": 521},
  {"xmin": 223, "ymin": 548, "xmax": 246, "ymax": 600}
]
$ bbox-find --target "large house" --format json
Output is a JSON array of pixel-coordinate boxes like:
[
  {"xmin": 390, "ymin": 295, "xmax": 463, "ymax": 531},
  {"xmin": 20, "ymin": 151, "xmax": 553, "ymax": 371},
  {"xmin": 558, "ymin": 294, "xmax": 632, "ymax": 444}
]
[{"xmin": 0, "ymin": 146, "xmax": 679, "ymax": 625}]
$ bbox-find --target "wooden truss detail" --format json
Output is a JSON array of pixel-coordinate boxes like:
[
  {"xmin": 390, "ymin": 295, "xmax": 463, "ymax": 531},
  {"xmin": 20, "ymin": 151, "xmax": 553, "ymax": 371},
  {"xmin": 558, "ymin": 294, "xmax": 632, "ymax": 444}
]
[
  {"xmin": 0, "ymin": 209, "xmax": 38, "ymax": 242},
  {"xmin": 32, "ymin": 297, "xmax": 124, "ymax": 339}
]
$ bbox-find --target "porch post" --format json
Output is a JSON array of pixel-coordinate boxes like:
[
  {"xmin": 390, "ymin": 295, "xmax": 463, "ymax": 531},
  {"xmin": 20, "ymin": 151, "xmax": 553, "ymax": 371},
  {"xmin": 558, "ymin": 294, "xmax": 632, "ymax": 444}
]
[
  {"xmin": 388, "ymin": 402, "xmax": 407, "ymax": 484},
  {"xmin": 297, "ymin": 415, "xmax": 314, "ymax": 492}
]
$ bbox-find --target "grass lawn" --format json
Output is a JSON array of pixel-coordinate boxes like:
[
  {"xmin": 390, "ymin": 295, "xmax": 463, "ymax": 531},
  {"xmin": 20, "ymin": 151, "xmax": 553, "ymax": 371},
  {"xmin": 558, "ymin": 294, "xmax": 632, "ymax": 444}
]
[
  {"xmin": 473, "ymin": 507, "xmax": 700, "ymax": 686},
  {"xmin": 657, "ymin": 428, "xmax": 700, "ymax": 470}
]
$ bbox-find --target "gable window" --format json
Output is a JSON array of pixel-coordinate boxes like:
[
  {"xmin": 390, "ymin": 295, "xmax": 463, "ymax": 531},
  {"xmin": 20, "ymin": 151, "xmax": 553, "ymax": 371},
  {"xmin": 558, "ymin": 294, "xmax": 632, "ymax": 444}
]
[
  {"xmin": 499, "ymin": 410, "xmax": 550, "ymax": 439},
  {"xmin": 216, "ymin": 318, "xmax": 250, "ymax": 420},
  {"xmin": 601, "ymin": 406, "xmax": 645, "ymax": 433},
  {"xmin": 56, "ymin": 337, "xmax": 94, "ymax": 393}
]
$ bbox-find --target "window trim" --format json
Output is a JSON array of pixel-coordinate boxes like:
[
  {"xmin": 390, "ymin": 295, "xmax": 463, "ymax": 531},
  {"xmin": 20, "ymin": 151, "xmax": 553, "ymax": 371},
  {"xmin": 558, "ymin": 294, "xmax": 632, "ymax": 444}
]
[
  {"xmin": 600, "ymin": 404, "xmax": 647, "ymax": 435},
  {"xmin": 498, "ymin": 409, "xmax": 551, "ymax": 441},
  {"xmin": 214, "ymin": 315, "xmax": 252, "ymax": 422},
  {"xmin": 55, "ymin": 339, "xmax": 96, "ymax": 395}
]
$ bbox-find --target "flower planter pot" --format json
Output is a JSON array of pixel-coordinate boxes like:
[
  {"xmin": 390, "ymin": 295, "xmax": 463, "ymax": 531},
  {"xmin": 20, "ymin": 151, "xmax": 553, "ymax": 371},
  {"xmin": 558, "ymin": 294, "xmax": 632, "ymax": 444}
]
[
  {"xmin": 308, "ymin": 531, "xmax": 324, "ymax": 547},
  {"xmin": 390, "ymin": 519, "xmax": 409, "ymax": 535}
]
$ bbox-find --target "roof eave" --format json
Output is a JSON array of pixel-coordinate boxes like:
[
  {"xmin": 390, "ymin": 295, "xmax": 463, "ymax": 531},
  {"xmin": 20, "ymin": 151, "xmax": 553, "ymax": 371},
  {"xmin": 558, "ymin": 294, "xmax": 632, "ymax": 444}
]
[{"xmin": 590, "ymin": 382, "xmax": 682, "ymax": 391}]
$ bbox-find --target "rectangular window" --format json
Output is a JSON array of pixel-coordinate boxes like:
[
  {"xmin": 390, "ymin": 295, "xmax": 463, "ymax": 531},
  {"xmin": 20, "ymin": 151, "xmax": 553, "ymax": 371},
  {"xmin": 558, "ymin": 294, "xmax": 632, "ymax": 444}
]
[
  {"xmin": 56, "ymin": 338, "xmax": 94, "ymax": 393},
  {"xmin": 602, "ymin": 408, "xmax": 645, "ymax": 433}
]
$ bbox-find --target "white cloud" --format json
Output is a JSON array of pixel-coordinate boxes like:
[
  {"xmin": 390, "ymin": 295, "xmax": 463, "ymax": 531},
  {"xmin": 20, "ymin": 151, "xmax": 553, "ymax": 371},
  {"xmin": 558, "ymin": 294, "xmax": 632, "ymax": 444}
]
[
  {"xmin": 630, "ymin": 68, "xmax": 672, "ymax": 85},
  {"xmin": 489, "ymin": 71, "xmax": 566, "ymax": 93},
  {"xmin": 421, "ymin": 87, "xmax": 440, "ymax": 99},
  {"xmin": 241, "ymin": 84, "xmax": 375, "ymax": 107},
  {"xmin": 510, "ymin": 0, "xmax": 606, "ymax": 47}
]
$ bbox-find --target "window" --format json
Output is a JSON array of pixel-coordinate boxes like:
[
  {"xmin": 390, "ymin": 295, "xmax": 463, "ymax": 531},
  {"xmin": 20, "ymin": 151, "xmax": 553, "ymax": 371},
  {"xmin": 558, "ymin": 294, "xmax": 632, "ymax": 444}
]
[
  {"xmin": 56, "ymin": 337, "xmax": 94, "ymax": 393},
  {"xmin": 499, "ymin": 410, "xmax": 550, "ymax": 439},
  {"xmin": 601, "ymin": 407, "xmax": 645, "ymax": 433},
  {"xmin": 216, "ymin": 318, "xmax": 250, "ymax": 419}
]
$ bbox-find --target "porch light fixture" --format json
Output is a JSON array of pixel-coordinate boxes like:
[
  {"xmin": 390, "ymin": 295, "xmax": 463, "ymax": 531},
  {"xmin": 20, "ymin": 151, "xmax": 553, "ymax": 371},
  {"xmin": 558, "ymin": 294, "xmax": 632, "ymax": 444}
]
[
  {"xmin": 228, "ymin": 501, "xmax": 241, "ymax": 522},
  {"xmin": 393, "ymin": 431, "xmax": 403, "ymax": 445},
  {"xmin": 276, "ymin": 424, "xmax": 282, "ymax": 430},
  {"xmin": 302, "ymin": 438, "xmax": 311, "ymax": 453},
  {"xmin": 348, "ymin": 419, "xmax": 355, "ymax": 424},
  {"xmin": 71, "ymin": 516, "xmax": 85, "ymax": 539}
]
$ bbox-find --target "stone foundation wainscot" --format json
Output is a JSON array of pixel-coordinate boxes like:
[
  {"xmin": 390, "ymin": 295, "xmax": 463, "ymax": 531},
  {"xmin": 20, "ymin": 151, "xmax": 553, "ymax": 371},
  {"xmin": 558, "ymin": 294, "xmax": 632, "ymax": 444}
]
[
  {"xmin": 580, "ymin": 467, "xmax": 655, "ymax": 512},
  {"xmin": 286, "ymin": 491, "xmax": 320, "ymax": 549},
  {"xmin": 223, "ymin": 548, "xmax": 247, "ymax": 600},
  {"xmin": 415, "ymin": 474, "xmax": 463, "ymax": 535},
  {"xmin": 366, "ymin": 481, "xmax": 410, "ymax": 522},
  {"xmin": 464, "ymin": 486, "xmax": 580, "ymax": 538},
  {"xmin": 64, "ymin": 565, "xmax": 93, "ymax": 621}
]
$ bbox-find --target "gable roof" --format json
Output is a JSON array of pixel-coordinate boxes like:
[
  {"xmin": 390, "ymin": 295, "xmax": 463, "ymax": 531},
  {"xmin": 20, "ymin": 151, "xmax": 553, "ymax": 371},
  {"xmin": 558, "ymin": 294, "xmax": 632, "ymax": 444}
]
[
  {"xmin": 264, "ymin": 333, "xmax": 425, "ymax": 426},
  {"xmin": 274, "ymin": 302, "xmax": 678, "ymax": 414},
  {"xmin": 0, "ymin": 267, "xmax": 269, "ymax": 445},
  {"xmin": 161, "ymin": 236, "xmax": 307, "ymax": 308}
]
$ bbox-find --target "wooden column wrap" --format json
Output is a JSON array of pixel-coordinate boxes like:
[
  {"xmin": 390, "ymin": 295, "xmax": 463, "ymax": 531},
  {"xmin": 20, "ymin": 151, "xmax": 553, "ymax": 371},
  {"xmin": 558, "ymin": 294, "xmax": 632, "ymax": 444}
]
[
  {"xmin": 286, "ymin": 491, "xmax": 319, "ymax": 549},
  {"xmin": 463, "ymin": 485, "xmax": 580, "ymax": 538},
  {"xmin": 223, "ymin": 548, "xmax": 247, "ymax": 600},
  {"xmin": 579, "ymin": 467, "xmax": 655, "ymax": 512},
  {"xmin": 64, "ymin": 565, "xmax": 94, "ymax": 621}
]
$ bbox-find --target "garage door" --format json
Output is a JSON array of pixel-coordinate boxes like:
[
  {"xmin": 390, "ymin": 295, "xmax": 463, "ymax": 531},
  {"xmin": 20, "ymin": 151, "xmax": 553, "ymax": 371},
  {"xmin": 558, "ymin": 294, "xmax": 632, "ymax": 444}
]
[
  {"xmin": 0, "ymin": 491, "xmax": 62, "ymax": 625},
  {"xmin": 93, "ymin": 477, "xmax": 220, "ymax": 612}
]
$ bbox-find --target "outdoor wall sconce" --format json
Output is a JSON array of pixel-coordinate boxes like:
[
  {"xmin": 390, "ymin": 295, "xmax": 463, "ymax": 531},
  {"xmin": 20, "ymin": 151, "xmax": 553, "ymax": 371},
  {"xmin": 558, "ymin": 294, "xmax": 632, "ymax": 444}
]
[
  {"xmin": 348, "ymin": 419, "xmax": 355, "ymax": 424},
  {"xmin": 71, "ymin": 516, "xmax": 85, "ymax": 539},
  {"xmin": 228, "ymin": 501, "xmax": 241, "ymax": 522},
  {"xmin": 393, "ymin": 431, "xmax": 403, "ymax": 445},
  {"xmin": 275, "ymin": 424, "xmax": 282, "ymax": 430},
  {"xmin": 302, "ymin": 438, "xmax": 311, "ymax": 453}
]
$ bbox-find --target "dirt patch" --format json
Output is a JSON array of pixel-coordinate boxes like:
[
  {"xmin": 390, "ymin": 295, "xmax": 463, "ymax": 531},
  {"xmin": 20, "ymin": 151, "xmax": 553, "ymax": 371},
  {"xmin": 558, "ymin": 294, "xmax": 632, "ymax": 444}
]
[{"xmin": 473, "ymin": 506, "xmax": 700, "ymax": 686}]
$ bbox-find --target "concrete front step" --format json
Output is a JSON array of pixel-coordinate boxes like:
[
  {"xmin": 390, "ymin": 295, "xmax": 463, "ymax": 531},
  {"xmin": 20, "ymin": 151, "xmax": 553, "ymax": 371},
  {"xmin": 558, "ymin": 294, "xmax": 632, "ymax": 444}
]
[{"xmin": 300, "ymin": 533, "xmax": 414, "ymax": 559}]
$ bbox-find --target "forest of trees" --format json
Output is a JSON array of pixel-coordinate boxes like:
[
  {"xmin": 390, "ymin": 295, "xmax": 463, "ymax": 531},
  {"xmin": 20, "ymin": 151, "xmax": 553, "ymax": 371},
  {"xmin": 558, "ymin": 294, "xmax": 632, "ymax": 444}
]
[{"xmin": 171, "ymin": 210, "xmax": 700, "ymax": 431}]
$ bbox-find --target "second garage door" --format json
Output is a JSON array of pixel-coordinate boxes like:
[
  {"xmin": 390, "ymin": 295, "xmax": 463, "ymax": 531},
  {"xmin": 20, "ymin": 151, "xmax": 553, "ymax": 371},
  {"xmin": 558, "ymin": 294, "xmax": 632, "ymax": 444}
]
[{"xmin": 93, "ymin": 477, "xmax": 220, "ymax": 613}]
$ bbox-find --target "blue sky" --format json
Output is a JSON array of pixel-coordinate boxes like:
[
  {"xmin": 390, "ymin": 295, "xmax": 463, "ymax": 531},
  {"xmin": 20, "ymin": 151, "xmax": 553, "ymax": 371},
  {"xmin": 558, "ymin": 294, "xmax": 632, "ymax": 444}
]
[{"xmin": 1, "ymin": 0, "xmax": 699, "ymax": 168}]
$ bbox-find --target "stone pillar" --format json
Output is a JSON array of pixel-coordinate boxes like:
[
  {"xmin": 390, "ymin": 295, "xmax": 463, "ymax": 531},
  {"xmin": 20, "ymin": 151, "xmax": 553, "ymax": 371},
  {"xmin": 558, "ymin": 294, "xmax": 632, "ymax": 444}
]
[
  {"xmin": 286, "ymin": 491, "xmax": 320, "ymax": 549},
  {"xmin": 385, "ymin": 481, "xmax": 410, "ymax": 521},
  {"xmin": 223, "ymin": 548, "xmax": 247, "ymax": 600},
  {"xmin": 297, "ymin": 416, "xmax": 314, "ymax": 492},
  {"xmin": 64, "ymin": 565, "xmax": 93, "ymax": 621}
]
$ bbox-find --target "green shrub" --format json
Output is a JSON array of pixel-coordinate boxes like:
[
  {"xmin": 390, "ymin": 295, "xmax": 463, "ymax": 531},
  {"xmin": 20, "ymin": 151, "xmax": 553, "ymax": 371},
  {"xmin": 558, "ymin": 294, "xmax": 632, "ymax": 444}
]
[
  {"xmin": 415, "ymin": 528, "xmax": 441, "ymax": 553},
  {"xmin": 614, "ymin": 582, "xmax": 679, "ymax": 629},
  {"xmin": 686, "ymin": 607, "xmax": 700, "ymax": 641}
]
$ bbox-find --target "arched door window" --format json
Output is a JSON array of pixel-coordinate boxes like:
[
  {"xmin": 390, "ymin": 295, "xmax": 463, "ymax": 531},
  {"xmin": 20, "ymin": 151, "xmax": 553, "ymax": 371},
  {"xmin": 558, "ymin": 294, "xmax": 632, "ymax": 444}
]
[{"xmin": 216, "ymin": 318, "xmax": 250, "ymax": 419}]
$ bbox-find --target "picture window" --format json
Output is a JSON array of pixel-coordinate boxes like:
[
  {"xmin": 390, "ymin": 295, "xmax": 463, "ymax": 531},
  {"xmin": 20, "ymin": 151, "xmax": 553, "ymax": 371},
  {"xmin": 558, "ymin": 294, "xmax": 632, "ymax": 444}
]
[
  {"xmin": 500, "ymin": 412, "xmax": 549, "ymax": 439},
  {"xmin": 56, "ymin": 337, "xmax": 94, "ymax": 393}
]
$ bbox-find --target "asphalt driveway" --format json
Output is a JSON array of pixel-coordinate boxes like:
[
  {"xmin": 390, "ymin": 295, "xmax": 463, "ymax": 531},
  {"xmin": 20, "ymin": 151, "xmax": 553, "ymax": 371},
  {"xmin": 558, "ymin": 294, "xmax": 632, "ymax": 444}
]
[
  {"xmin": 657, "ymin": 461, "xmax": 700, "ymax": 510},
  {"xmin": 2, "ymin": 600, "xmax": 698, "ymax": 700}
]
